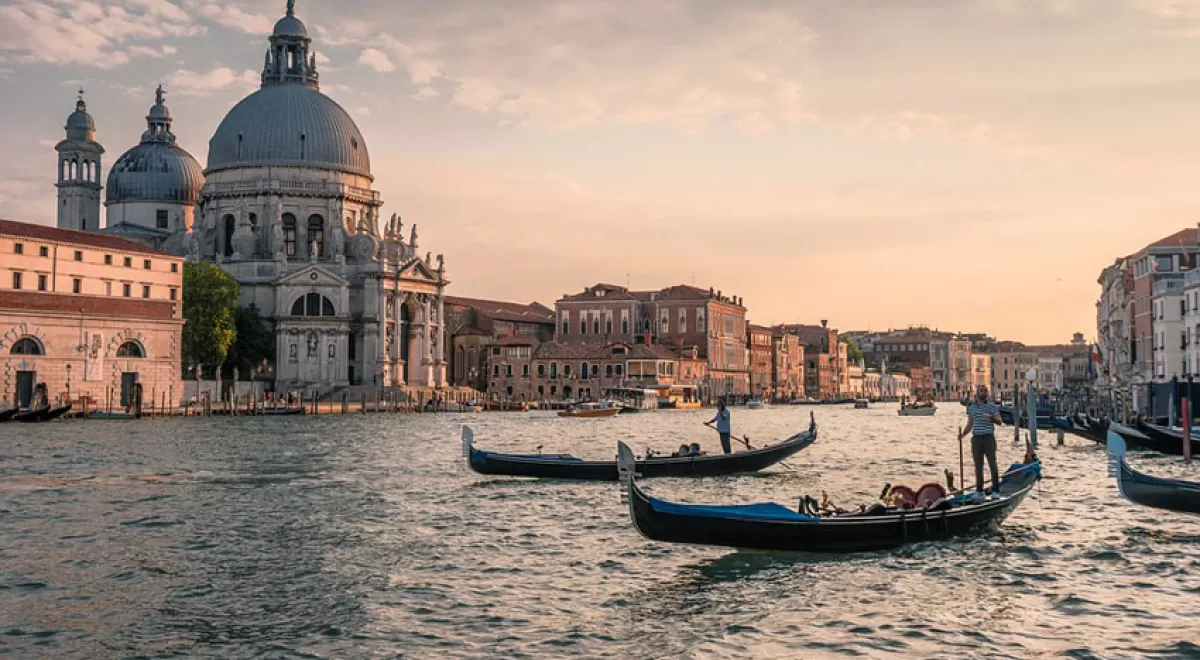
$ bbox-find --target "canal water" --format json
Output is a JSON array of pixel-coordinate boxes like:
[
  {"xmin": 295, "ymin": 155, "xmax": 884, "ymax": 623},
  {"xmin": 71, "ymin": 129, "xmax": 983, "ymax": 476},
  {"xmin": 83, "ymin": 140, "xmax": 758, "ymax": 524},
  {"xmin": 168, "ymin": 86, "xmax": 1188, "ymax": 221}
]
[{"xmin": 1, "ymin": 405, "xmax": 1197, "ymax": 659}]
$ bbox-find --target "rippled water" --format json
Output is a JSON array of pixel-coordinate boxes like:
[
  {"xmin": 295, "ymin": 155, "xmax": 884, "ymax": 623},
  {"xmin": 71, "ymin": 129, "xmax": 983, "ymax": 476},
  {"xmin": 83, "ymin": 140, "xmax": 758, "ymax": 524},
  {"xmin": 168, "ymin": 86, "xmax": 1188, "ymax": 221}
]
[{"xmin": 2, "ymin": 406, "xmax": 1198, "ymax": 659}]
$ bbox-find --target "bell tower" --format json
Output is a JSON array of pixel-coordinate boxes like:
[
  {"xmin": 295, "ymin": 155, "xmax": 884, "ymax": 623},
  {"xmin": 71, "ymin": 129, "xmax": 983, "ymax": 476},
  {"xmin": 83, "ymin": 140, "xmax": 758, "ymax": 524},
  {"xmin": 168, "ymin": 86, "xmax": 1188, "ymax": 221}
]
[{"xmin": 55, "ymin": 89, "xmax": 105, "ymax": 232}]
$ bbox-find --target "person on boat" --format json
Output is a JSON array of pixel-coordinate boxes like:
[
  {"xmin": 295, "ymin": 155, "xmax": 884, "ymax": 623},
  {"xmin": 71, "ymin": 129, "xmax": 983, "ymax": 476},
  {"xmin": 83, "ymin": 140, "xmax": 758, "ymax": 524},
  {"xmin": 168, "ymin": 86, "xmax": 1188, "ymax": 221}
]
[
  {"xmin": 707, "ymin": 400, "xmax": 732, "ymax": 454},
  {"xmin": 959, "ymin": 384, "xmax": 1003, "ymax": 500}
]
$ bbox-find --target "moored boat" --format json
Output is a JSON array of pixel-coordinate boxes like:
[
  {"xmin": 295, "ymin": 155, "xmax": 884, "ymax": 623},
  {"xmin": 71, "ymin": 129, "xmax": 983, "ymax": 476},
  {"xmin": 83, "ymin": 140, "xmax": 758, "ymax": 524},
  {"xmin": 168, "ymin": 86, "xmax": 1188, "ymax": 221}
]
[
  {"xmin": 257, "ymin": 406, "xmax": 306, "ymax": 416},
  {"xmin": 853, "ymin": 399, "xmax": 869, "ymax": 409},
  {"xmin": 1106, "ymin": 429, "xmax": 1200, "ymax": 515},
  {"xmin": 15, "ymin": 402, "xmax": 72, "ymax": 423},
  {"xmin": 0, "ymin": 407, "xmax": 18, "ymax": 423},
  {"xmin": 1131, "ymin": 420, "xmax": 1200, "ymax": 456},
  {"xmin": 746, "ymin": 398, "xmax": 765, "ymax": 410},
  {"xmin": 618, "ymin": 441, "xmax": 1041, "ymax": 553},
  {"xmin": 898, "ymin": 402, "xmax": 936, "ymax": 416},
  {"xmin": 464, "ymin": 415, "xmax": 817, "ymax": 481}
]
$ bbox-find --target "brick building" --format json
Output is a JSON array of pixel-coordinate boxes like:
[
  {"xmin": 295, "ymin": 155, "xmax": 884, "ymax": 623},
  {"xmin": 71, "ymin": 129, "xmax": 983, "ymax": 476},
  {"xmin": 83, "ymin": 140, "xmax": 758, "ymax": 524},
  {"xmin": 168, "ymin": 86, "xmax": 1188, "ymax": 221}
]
[{"xmin": 444, "ymin": 296, "xmax": 554, "ymax": 392}]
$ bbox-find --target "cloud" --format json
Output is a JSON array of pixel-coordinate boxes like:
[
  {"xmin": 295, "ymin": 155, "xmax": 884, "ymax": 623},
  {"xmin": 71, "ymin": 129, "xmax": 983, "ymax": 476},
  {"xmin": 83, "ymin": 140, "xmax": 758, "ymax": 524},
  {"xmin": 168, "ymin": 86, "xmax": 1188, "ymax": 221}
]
[
  {"xmin": 0, "ymin": 0, "xmax": 201, "ymax": 68},
  {"xmin": 413, "ymin": 85, "xmax": 440, "ymax": 100},
  {"xmin": 356, "ymin": 106, "xmax": 371, "ymax": 116},
  {"xmin": 849, "ymin": 111, "xmax": 1066, "ymax": 162},
  {"xmin": 184, "ymin": 0, "xmax": 274, "ymax": 35},
  {"xmin": 169, "ymin": 66, "xmax": 258, "ymax": 96},
  {"xmin": 357, "ymin": 47, "xmax": 396, "ymax": 73}
]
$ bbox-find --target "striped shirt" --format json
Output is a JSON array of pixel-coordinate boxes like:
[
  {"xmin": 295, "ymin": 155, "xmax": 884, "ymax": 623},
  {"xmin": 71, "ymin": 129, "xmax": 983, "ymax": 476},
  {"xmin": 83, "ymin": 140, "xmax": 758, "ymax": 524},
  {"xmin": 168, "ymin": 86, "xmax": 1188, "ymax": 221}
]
[{"xmin": 967, "ymin": 402, "xmax": 1000, "ymax": 436}]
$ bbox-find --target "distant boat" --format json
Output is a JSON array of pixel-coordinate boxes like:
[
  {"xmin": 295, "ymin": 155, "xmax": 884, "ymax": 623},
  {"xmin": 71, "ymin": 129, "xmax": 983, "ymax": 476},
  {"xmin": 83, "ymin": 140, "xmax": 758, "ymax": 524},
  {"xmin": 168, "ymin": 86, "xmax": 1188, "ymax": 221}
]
[
  {"xmin": 746, "ymin": 398, "xmax": 765, "ymax": 410},
  {"xmin": 853, "ymin": 399, "xmax": 869, "ymax": 409},
  {"xmin": 257, "ymin": 406, "xmax": 305, "ymax": 416},
  {"xmin": 898, "ymin": 402, "xmax": 936, "ymax": 416},
  {"xmin": 558, "ymin": 402, "xmax": 621, "ymax": 418}
]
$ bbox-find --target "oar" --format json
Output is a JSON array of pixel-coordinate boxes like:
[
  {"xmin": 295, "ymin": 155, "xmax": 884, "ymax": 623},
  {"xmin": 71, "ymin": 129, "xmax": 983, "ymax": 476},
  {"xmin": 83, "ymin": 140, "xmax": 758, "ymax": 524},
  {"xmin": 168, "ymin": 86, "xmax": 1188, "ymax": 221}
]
[{"xmin": 957, "ymin": 425, "xmax": 965, "ymax": 494}]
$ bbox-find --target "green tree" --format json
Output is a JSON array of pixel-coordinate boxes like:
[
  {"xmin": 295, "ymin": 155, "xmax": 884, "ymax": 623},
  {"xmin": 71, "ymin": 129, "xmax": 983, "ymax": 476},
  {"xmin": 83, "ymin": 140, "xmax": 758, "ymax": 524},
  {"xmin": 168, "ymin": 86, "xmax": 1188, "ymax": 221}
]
[
  {"xmin": 182, "ymin": 262, "xmax": 238, "ymax": 376},
  {"xmin": 841, "ymin": 335, "xmax": 864, "ymax": 364},
  {"xmin": 223, "ymin": 304, "xmax": 274, "ymax": 379}
]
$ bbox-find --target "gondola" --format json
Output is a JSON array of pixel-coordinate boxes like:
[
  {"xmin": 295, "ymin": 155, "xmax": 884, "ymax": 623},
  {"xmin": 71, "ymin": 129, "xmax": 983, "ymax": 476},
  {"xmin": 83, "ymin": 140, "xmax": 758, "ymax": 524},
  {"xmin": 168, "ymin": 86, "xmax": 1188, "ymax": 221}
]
[
  {"xmin": 1106, "ymin": 430, "xmax": 1200, "ymax": 515},
  {"xmin": 13, "ymin": 402, "xmax": 71, "ymax": 423},
  {"xmin": 1066, "ymin": 413, "xmax": 1104, "ymax": 443},
  {"xmin": 997, "ymin": 406, "xmax": 1059, "ymax": 430},
  {"xmin": 617, "ymin": 441, "xmax": 1041, "ymax": 553},
  {"xmin": 898, "ymin": 403, "xmax": 936, "ymax": 417},
  {"xmin": 0, "ymin": 407, "xmax": 18, "ymax": 423},
  {"xmin": 258, "ymin": 406, "xmax": 305, "ymax": 416},
  {"xmin": 1131, "ymin": 420, "xmax": 1200, "ymax": 457},
  {"xmin": 463, "ymin": 414, "xmax": 817, "ymax": 481}
]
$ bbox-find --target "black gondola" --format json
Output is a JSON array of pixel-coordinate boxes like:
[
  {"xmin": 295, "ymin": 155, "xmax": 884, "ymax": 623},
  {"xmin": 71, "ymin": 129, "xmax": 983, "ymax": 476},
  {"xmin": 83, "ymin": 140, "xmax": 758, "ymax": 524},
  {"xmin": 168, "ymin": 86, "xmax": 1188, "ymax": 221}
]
[
  {"xmin": 258, "ymin": 406, "xmax": 305, "ymax": 416},
  {"xmin": 1130, "ymin": 420, "xmax": 1200, "ymax": 457},
  {"xmin": 0, "ymin": 407, "xmax": 18, "ymax": 423},
  {"xmin": 463, "ymin": 415, "xmax": 817, "ymax": 481},
  {"xmin": 617, "ymin": 441, "xmax": 1041, "ymax": 553},
  {"xmin": 1106, "ymin": 430, "xmax": 1200, "ymax": 515},
  {"xmin": 15, "ymin": 403, "xmax": 72, "ymax": 423}
]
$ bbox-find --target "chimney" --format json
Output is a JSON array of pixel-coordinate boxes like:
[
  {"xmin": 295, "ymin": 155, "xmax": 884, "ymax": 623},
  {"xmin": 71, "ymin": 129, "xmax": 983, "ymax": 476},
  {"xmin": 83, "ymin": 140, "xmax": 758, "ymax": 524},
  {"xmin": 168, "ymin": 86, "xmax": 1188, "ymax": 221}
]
[{"xmin": 820, "ymin": 319, "xmax": 828, "ymax": 328}]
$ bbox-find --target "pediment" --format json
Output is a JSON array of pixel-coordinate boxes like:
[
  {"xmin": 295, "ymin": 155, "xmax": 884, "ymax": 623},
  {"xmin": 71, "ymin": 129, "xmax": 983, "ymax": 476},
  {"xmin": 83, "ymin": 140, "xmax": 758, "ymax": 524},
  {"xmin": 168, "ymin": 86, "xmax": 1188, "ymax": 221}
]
[
  {"xmin": 398, "ymin": 258, "xmax": 440, "ymax": 283},
  {"xmin": 274, "ymin": 264, "xmax": 350, "ymax": 288}
]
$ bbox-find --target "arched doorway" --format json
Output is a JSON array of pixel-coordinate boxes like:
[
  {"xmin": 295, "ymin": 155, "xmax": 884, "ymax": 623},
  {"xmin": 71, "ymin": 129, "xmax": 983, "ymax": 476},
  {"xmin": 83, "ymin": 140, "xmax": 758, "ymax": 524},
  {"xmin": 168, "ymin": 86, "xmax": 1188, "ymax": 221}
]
[
  {"xmin": 399, "ymin": 302, "xmax": 412, "ymax": 382},
  {"xmin": 222, "ymin": 215, "xmax": 235, "ymax": 257}
]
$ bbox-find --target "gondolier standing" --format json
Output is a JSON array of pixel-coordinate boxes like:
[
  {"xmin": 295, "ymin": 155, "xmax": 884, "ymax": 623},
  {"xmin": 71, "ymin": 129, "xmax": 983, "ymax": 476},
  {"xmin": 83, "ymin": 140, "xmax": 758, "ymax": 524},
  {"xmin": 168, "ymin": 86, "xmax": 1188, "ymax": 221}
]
[
  {"xmin": 707, "ymin": 400, "xmax": 733, "ymax": 454},
  {"xmin": 959, "ymin": 385, "xmax": 1003, "ymax": 499}
]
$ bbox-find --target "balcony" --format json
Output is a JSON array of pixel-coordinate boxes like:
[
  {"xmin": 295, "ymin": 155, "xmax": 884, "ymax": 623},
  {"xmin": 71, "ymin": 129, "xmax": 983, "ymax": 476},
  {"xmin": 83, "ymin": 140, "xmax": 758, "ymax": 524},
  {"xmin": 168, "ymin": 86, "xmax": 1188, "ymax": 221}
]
[{"xmin": 1153, "ymin": 276, "xmax": 1185, "ymax": 296}]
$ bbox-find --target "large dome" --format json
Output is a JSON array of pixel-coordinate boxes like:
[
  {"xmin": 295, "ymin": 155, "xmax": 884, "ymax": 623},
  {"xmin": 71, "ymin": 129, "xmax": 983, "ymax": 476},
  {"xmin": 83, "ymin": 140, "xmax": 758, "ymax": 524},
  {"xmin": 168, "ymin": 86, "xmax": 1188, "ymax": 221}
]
[
  {"xmin": 107, "ymin": 143, "xmax": 204, "ymax": 205},
  {"xmin": 206, "ymin": 85, "xmax": 371, "ymax": 178}
]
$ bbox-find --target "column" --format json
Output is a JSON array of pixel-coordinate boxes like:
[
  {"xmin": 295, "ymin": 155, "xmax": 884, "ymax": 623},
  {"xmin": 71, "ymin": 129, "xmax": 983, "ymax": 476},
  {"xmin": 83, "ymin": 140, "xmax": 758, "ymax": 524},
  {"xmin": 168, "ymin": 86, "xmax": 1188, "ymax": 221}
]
[{"xmin": 422, "ymin": 294, "xmax": 433, "ymax": 386}]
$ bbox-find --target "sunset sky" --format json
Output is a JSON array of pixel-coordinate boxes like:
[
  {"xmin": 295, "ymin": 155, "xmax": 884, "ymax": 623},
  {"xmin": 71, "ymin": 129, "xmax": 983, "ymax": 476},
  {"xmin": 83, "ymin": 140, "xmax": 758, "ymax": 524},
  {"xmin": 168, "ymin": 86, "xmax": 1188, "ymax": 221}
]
[{"xmin": 3, "ymin": 0, "xmax": 1200, "ymax": 343}]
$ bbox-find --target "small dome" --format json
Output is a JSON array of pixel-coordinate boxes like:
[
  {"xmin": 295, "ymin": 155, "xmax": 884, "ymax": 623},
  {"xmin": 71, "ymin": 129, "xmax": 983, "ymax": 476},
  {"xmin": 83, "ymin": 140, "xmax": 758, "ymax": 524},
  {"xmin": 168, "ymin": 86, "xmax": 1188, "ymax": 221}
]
[
  {"xmin": 206, "ymin": 84, "xmax": 370, "ymax": 177},
  {"xmin": 106, "ymin": 143, "xmax": 205, "ymax": 205},
  {"xmin": 273, "ymin": 14, "xmax": 307, "ymax": 38},
  {"xmin": 65, "ymin": 97, "xmax": 95, "ymax": 141}
]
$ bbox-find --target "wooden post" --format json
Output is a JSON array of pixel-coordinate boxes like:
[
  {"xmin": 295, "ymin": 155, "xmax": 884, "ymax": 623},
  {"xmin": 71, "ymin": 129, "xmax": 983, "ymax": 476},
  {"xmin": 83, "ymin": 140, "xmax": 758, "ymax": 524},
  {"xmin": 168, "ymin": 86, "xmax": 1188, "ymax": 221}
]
[
  {"xmin": 342, "ymin": 391, "xmax": 348, "ymax": 414},
  {"xmin": 82, "ymin": 397, "xmax": 88, "ymax": 420},
  {"xmin": 375, "ymin": 388, "xmax": 380, "ymax": 414}
]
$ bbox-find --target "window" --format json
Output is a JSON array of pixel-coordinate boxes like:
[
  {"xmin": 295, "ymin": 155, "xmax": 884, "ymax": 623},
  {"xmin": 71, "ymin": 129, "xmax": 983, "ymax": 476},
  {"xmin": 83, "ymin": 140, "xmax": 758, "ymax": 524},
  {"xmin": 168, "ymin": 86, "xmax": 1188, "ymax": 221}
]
[
  {"xmin": 281, "ymin": 214, "xmax": 297, "ymax": 257},
  {"xmin": 170, "ymin": 263, "xmax": 178, "ymax": 273},
  {"xmin": 290, "ymin": 293, "xmax": 336, "ymax": 316},
  {"xmin": 615, "ymin": 364, "xmax": 623, "ymax": 376},
  {"xmin": 679, "ymin": 310, "xmax": 686, "ymax": 333},
  {"xmin": 522, "ymin": 364, "xmax": 529, "ymax": 377},
  {"xmin": 105, "ymin": 281, "xmax": 112, "ymax": 296},
  {"xmin": 223, "ymin": 215, "xmax": 236, "ymax": 257},
  {"xmin": 621, "ymin": 318, "xmax": 629, "ymax": 334},
  {"xmin": 13, "ymin": 243, "xmax": 23, "ymax": 254},
  {"xmin": 10, "ymin": 337, "xmax": 43, "ymax": 355},
  {"xmin": 12, "ymin": 272, "xmax": 21, "ymax": 289},
  {"xmin": 550, "ymin": 363, "xmax": 558, "ymax": 378},
  {"xmin": 492, "ymin": 365, "xmax": 500, "ymax": 377},
  {"xmin": 116, "ymin": 341, "xmax": 144, "ymax": 358},
  {"xmin": 156, "ymin": 209, "xmax": 168, "ymax": 230},
  {"xmin": 606, "ymin": 319, "xmax": 613, "ymax": 335},
  {"xmin": 593, "ymin": 319, "xmax": 600, "ymax": 335},
  {"xmin": 142, "ymin": 285, "xmax": 151, "ymax": 298},
  {"xmin": 537, "ymin": 364, "xmax": 545, "ymax": 377},
  {"xmin": 606, "ymin": 364, "xmax": 613, "ymax": 377},
  {"xmin": 123, "ymin": 257, "xmax": 132, "ymax": 268},
  {"xmin": 37, "ymin": 274, "xmax": 47, "ymax": 291},
  {"xmin": 74, "ymin": 250, "xmax": 83, "ymax": 262},
  {"xmin": 505, "ymin": 365, "xmax": 513, "ymax": 377},
  {"xmin": 307, "ymin": 215, "xmax": 325, "ymax": 257},
  {"xmin": 122, "ymin": 284, "xmax": 131, "ymax": 297},
  {"xmin": 104, "ymin": 254, "xmax": 113, "ymax": 265},
  {"xmin": 580, "ymin": 320, "xmax": 587, "ymax": 335},
  {"xmin": 563, "ymin": 364, "xmax": 572, "ymax": 377},
  {"xmin": 143, "ymin": 259, "xmax": 151, "ymax": 270},
  {"xmin": 38, "ymin": 246, "xmax": 48, "ymax": 257},
  {"xmin": 591, "ymin": 364, "xmax": 599, "ymax": 377},
  {"xmin": 661, "ymin": 315, "xmax": 669, "ymax": 334},
  {"xmin": 72, "ymin": 278, "xmax": 82, "ymax": 294}
]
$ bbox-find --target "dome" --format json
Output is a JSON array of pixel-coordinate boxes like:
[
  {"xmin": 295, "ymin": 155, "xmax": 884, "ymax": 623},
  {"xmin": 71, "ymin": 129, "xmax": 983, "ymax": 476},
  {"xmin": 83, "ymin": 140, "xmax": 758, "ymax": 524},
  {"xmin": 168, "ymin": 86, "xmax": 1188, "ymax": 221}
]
[
  {"xmin": 65, "ymin": 96, "xmax": 95, "ymax": 141},
  {"xmin": 272, "ymin": 14, "xmax": 307, "ymax": 37},
  {"xmin": 106, "ymin": 143, "xmax": 205, "ymax": 205},
  {"xmin": 206, "ymin": 84, "xmax": 371, "ymax": 177}
]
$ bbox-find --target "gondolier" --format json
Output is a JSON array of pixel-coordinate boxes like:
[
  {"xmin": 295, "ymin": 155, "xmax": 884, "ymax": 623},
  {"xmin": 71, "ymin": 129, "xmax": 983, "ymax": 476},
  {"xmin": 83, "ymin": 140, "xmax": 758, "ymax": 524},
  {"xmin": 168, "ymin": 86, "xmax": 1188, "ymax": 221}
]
[
  {"xmin": 959, "ymin": 385, "xmax": 1003, "ymax": 499},
  {"xmin": 707, "ymin": 400, "xmax": 733, "ymax": 454}
]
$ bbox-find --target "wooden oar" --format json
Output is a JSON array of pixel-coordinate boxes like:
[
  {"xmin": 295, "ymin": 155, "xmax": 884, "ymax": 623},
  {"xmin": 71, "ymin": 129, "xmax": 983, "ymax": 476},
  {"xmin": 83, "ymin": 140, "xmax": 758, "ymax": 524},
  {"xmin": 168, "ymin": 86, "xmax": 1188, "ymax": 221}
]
[{"xmin": 957, "ymin": 425, "xmax": 965, "ymax": 495}]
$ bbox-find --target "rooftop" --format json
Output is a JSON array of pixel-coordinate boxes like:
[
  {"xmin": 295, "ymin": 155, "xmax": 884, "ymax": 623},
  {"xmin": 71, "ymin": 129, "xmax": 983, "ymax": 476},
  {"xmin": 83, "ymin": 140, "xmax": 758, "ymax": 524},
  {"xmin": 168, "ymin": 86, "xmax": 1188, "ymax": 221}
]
[
  {"xmin": 0, "ymin": 218, "xmax": 177, "ymax": 257},
  {"xmin": 444, "ymin": 296, "xmax": 554, "ymax": 324},
  {"xmin": 0, "ymin": 290, "xmax": 178, "ymax": 319}
]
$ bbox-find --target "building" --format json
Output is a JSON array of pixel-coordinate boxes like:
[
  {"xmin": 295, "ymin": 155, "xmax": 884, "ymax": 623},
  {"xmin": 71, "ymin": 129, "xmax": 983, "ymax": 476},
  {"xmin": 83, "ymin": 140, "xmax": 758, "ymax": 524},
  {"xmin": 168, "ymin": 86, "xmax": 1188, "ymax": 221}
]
[
  {"xmin": 1, "ymin": 219, "xmax": 182, "ymax": 409},
  {"xmin": 747, "ymin": 324, "xmax": 773, "ymax": 398},
  {"xmin": 786, "ymin": 322, "xmax": 841, "ymax": 400},
  {"xmin": 970, "ymin": 352, "xmax": 992, "ymax": 391},
  {"xmin": 43, "ymin": 2, "xmax": 453, "ymax": 393},
  {"xmin": 770, "ymin": 327, "xmax": 804, "ymax": 402},
  {"xmin": 443, "ymin": 296, "xmax": 555, "ymax": 392},
  {"xmin": 1184, "ymin": 270, "xmax": 1200, "ymax": 377},
  {"xmin": 991, "ymin": 349, "xmax": 1038, "ymax": 397},
  {"xmin": 1151, "ymin": 277, "xmax": 1186, "ymax": 380},
  {"xmin": 1127, "ymin": 228, "xmax": 1200, "ymax": 383},
  {"xmin": 1096, "ymin": 258, "xmax": 1134, "ymax": 400},
  {"xmin": 554, "ymin": 283, "xmax": 749, "ymax": 399}
]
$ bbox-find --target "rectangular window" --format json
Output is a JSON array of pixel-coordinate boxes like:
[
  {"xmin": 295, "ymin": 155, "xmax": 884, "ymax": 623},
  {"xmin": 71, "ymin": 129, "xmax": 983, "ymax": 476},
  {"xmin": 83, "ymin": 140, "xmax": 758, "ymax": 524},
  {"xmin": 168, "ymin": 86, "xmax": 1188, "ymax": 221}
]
[
  {"xmin": 13, "ymin": 243, "xmax": 23, "ymax": 254},
  {"xmin": 615, "ymin": 364, "xmax": 624, "ymax": 376},
  {"xmin": 593, "ymin": 319, "xmax": 600, "ymax": 335},
  {"xmin": 580, "ymin": 320, "xmax": 587, "ymax": 335},
  {"xmin": 38, "ymin": 246, "xmax": 48, "ymax": 257},
  {"xmin": 492, "ymin": 365, "xmax": 500, "ymax": 377},
  {"xmin": 170, "ymin": 263, "xmax": 178, "ymax": 273},
  {"xmin": 142, "ymin": 285, "xmax": 151, "ymax": 298},
  {"xmin": 12, "ymin": 272, "xmax": 21, "ymax": 289},
  {"xmin": 143, "ymin": 259, "xmax": 151, "ymax": 270},
  {"xmin": 37, "ymin": 274, "xmax": 47, "ymax": 291},
  {"xmin": 679, "ymin": 310, "xmax": 686, "ymax": 334},
  {"xmin": 105, "ymin": 281, "xmax": 112, "ymax": 296},
  {"xmin": 156, "ymin": 209, "xmax": 169, "ymax": 230},
  {"xmin": 505, "ymin": 365, "xmax": 513, "ymax": 377},
  {"xmin": 123, "ymin": 256, "xmax": 132, "ymax": 267},
  {"xmin": 522, "ymin": 364, "xmax": 529, "ymax": 377},
  {"xmin": 104, "ymin": 254, "xmax": 113, "ymax": 265},
  {"xmin": 123, "ymin": 283, "xmax": 131, "ymax": 297},
  {"xmin": 169, "ymin": 287, "xmax": 177, "ymax": 301},
  {"xmin": 537, "ymin": 364, "xmax": 545, "ymax": 377},
  {"xmin": 72, "ymin": 278, "xmax": 82, "ymax": 294},
  {"xmin": 74, "ymin": 250, "xmax": 83, "ymax": 261}
]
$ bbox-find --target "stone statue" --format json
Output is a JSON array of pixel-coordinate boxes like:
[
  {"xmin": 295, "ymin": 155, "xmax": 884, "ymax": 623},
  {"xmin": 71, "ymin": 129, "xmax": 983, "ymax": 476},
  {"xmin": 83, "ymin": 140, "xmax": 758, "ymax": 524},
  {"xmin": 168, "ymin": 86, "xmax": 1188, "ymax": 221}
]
[
  {"xmin": 272, "ymin": 219, "xmax": 285, "ymax": 261},
  {"xmin": 425, "ymin": 251, "xmax": 432, "ymax": 266},
  {"xmin": 309, "ymin": 238, "xmax": 319, "ymax": 263},
  {"xmin": 436, "ymin": 253, "xmax": 444, "ymax": 273},
  {"xmin": 270, "ymin": 196, "xmax": 283, "ymax": 224},
  {"xmin": 230, "ymin": 200, "xmax": 256, "ymax": 259},
  {"xmin": 307, "ymin": 331, "xmax": 317, "ymax": 358},
  {"xmin": 410, "ymin": 224, "xmax": 418, "ymax": 255}
]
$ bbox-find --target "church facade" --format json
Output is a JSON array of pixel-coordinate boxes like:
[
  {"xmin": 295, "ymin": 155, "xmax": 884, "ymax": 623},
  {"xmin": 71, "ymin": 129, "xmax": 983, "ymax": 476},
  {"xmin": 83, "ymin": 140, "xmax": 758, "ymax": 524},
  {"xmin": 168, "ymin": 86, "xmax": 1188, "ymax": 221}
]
[{"xmin": 56, "ymin": 0, "xmax": 449, "ymax": 392}]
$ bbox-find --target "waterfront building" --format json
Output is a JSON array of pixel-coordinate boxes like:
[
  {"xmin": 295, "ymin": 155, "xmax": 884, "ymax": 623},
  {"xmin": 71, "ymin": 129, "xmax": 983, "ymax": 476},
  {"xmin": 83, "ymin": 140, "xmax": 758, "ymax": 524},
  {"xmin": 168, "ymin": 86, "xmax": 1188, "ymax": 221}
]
[
  {"xmin": 846, "ymin": 362, "xmax": 864, "ymax": 398},
  {"xmin": 443, "ymin": 296, "xmax": 554, "ymax": 393},
  {"xmin": 1150, "ymin": 277, "xmax": 1186, "ymax": 380},
  {"xmin": 747, "ymin": 324, "xmax": 773, "ymax": 399},
  {"xmin": 1096, "ymin": 258, "xmax": 1134, "ymax": 400},
  {"xmin": 784, "ymin": 322, "xmax": 841, "ymax": 399},
  {"xmin": 43, "ymin": 2, "xmax": 452, "ymax": 392},
  {"xmin": 0, "ymin": 219, "xmax": 182, "ymax": 408},
  {"xmin": 970, "ymin": 352, "xmax": 992, "ymax": 391},
  {"xmin": 770, "ymin": 327, "xmax": 804, "ymax": 401},
  {"xmin": 1184, "ymin": 270, "xmax": 1200, "ymax": 377},
  {"xmin": 1125, "ymin": 228, "xmax": 1200, "ymax": 384}
]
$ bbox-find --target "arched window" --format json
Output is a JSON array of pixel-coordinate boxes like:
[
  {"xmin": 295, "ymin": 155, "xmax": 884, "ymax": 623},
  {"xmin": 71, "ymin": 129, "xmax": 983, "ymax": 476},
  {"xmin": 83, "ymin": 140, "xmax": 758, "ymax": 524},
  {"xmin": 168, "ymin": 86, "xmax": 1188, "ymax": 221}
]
[
  {"xmin": 10, "ymin": 337, "xmax": 44, "ymax": 355},
  {"xmin": 580, "ymin": 362, "xmax": 589, "ymax": 379},
  {"xmin": 550, "ymin": 362, "xmax": 558, "ymax": 379},
  {"xmin": 307, "ymin": 215, "xmax": 325, "ymax": 258},
  {"xmin": 291, "ymin": 292, "xmax": 336, "ymax": 317},
  {"xmin": 282, "ymin": 213, "xmax": 297, "ymax": 257},
  {"xmin": 223, "ymin": 214, "xmax": 236, "ymax": 257},
  {"xmin": 60, "ymin": 160, "xmax": 68, "ymax": 181},
  {"xmin": 116, "ymin": 341, "xmax": 144, "ymax": 358}
]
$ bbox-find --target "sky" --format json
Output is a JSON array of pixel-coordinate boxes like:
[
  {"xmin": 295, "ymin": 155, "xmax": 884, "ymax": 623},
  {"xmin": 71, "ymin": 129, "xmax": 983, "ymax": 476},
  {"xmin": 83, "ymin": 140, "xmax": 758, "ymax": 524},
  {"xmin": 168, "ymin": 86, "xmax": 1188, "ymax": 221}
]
[{"xmin": 3, "ymin": 0, "xmax": 1200, "ymax": 344}]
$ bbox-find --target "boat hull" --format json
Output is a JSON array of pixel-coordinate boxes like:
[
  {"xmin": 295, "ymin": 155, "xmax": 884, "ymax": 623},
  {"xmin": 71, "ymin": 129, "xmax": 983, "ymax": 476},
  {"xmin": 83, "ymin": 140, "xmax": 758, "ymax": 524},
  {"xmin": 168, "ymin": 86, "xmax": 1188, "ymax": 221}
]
[
  {"xmin": 1114, "ymin": 458, "xmax": 1200, "ymax": 514},
  {"xmin": 466, "ymin": 423, "xmax": 817, "ymax": 481},
  {"xmin": 558, "ymin": 407, "xmax": 621, "ymax": 418},
  {"xmin": 898, "ymin": 406, "xmax": 936, "ymax": 416},
  {"xmin": 626, "ymin": 465, "xmax": 1038, "ymax": 553},
  {"xmin": 1132, "ymin": 421, "xmax": 1200, "ymax": 456}
]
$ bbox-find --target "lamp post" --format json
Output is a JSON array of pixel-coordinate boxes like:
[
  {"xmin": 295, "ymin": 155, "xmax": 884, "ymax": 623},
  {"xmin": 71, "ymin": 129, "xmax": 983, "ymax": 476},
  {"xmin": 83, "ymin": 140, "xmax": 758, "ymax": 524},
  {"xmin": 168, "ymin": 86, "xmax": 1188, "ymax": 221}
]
[
  {"xmin": 65, "ymin": 363, "xmax": 72, "ymax": 403},
  {"xmin": 1026, "ymin": 367, "xmax": 1038, "ymax": 448}
]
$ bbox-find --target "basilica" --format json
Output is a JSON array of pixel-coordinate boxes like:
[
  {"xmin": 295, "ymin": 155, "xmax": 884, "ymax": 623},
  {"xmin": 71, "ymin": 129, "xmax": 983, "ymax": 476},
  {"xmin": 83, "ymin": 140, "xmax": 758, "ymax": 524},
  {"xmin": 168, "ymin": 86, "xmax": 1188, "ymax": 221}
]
[{"xmin": 52, "ymin": 0, "xmax": 449, "ymax": 391}]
